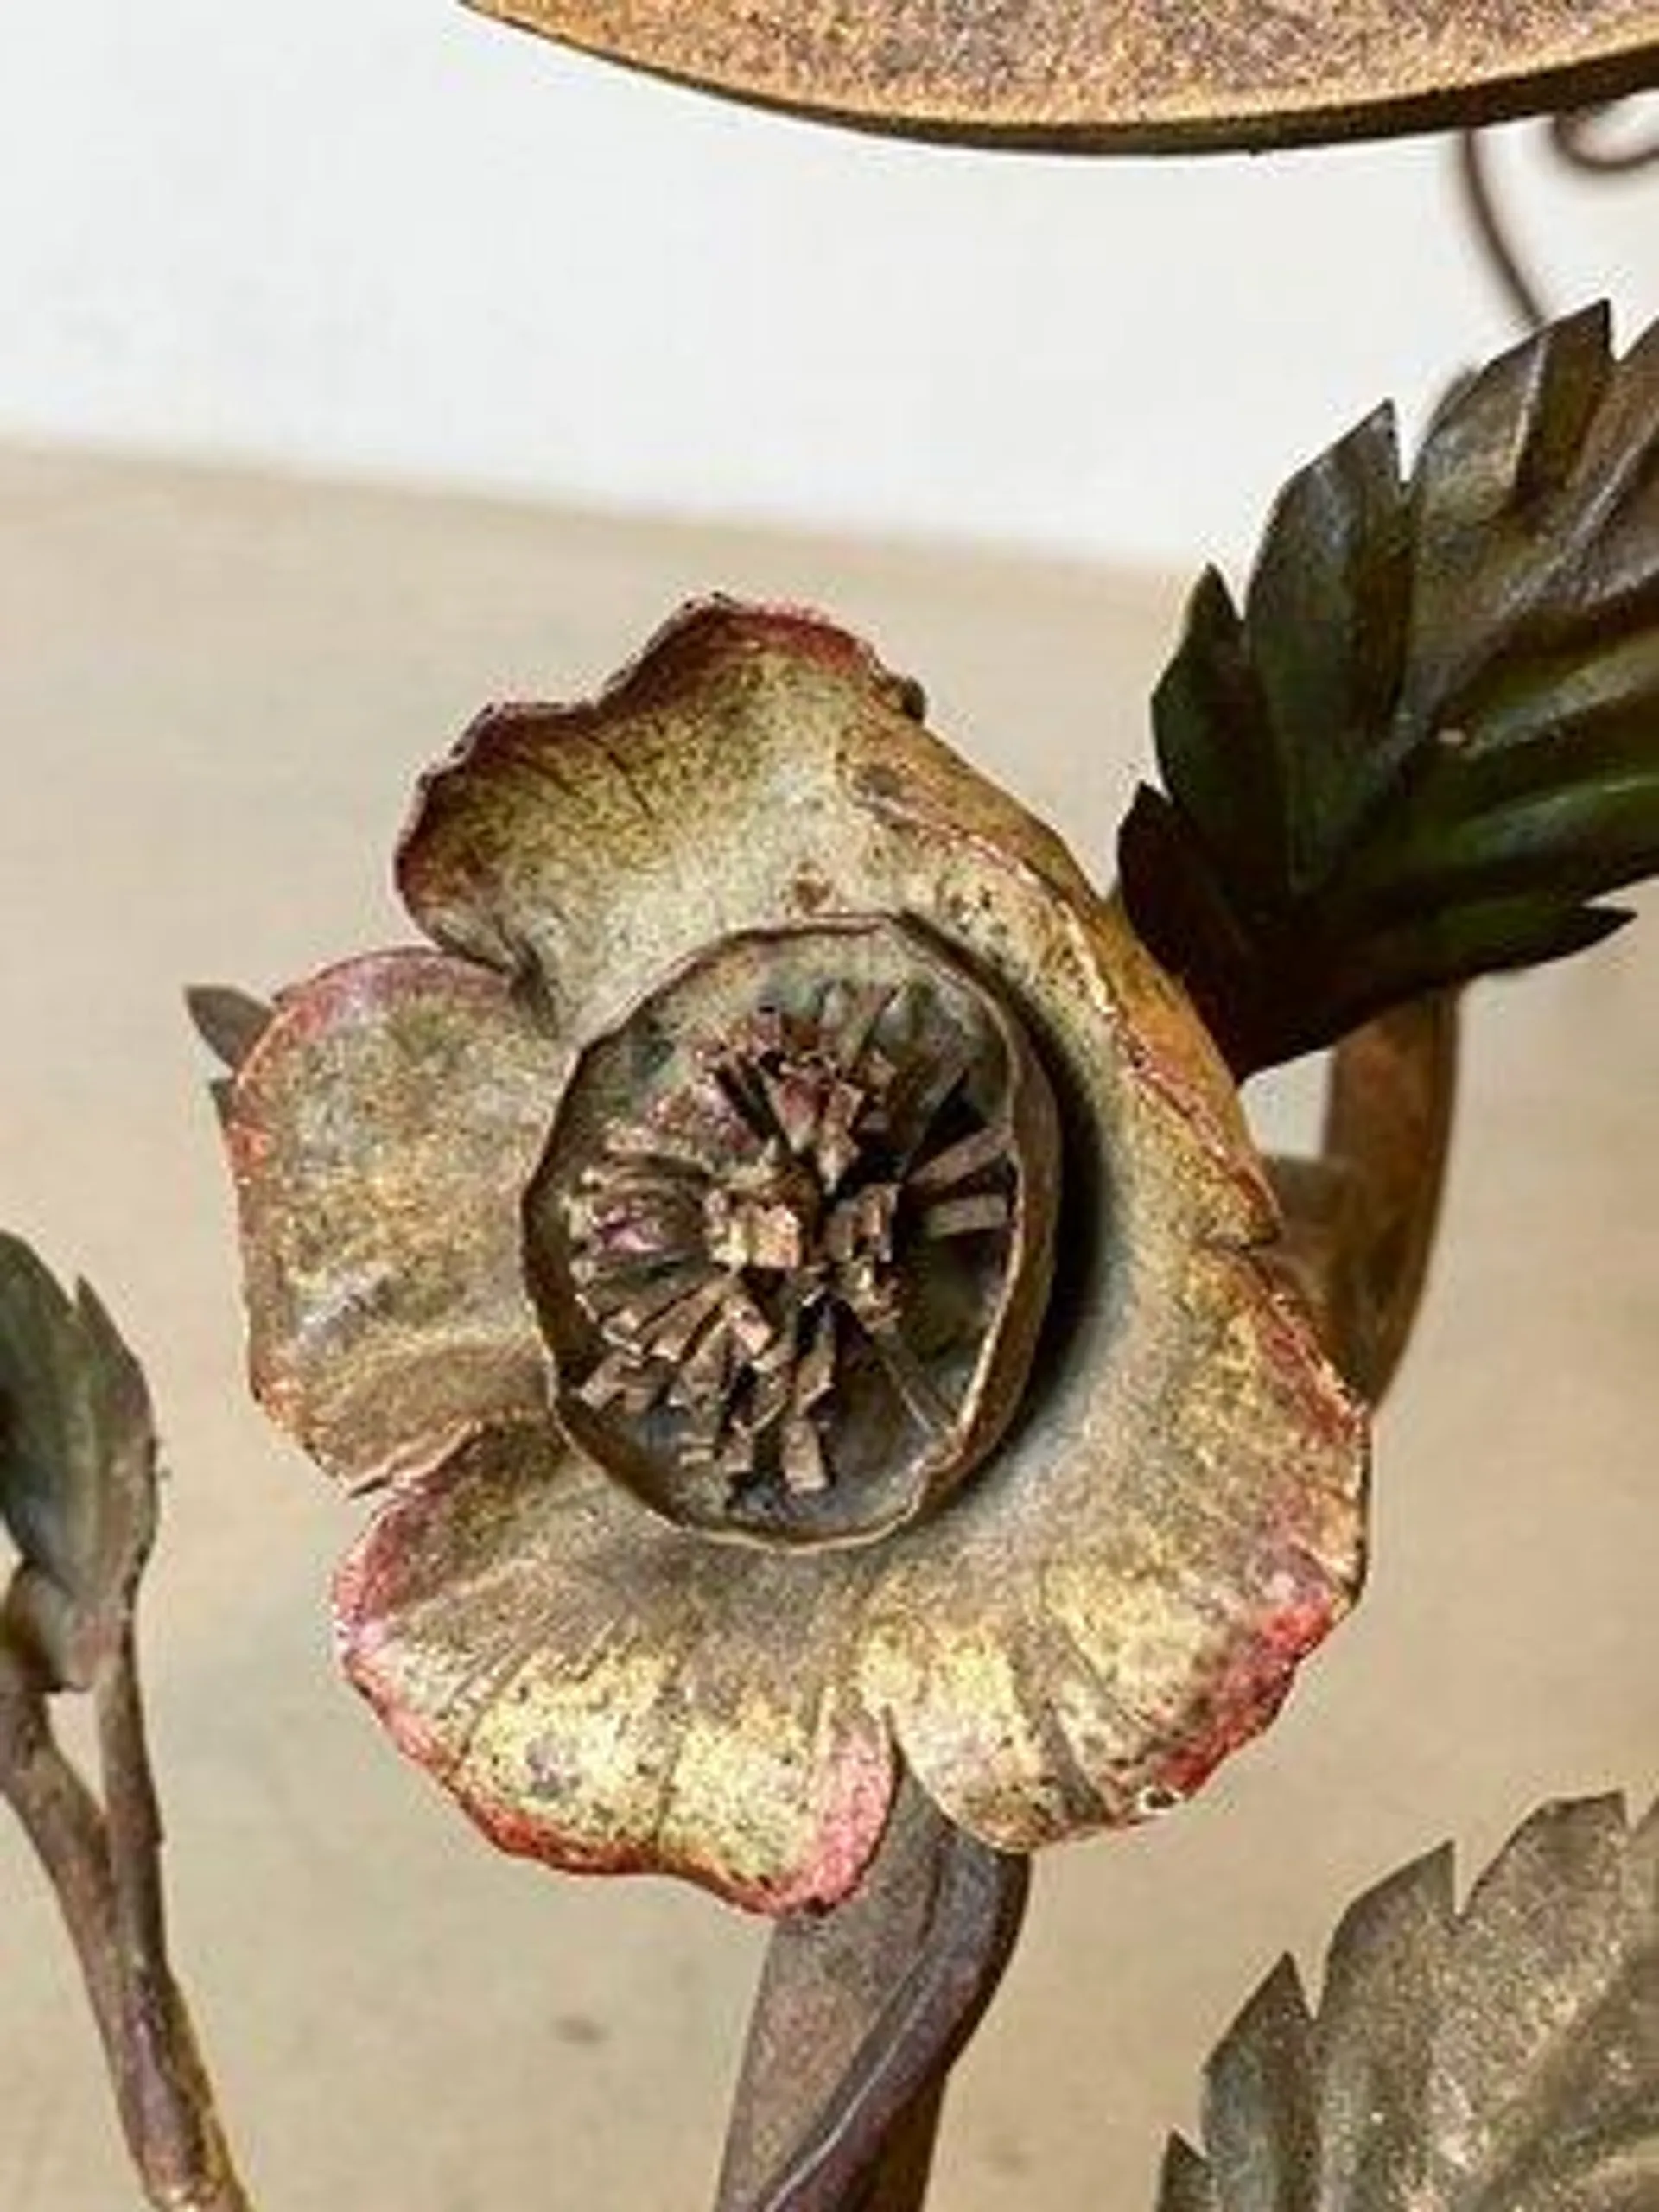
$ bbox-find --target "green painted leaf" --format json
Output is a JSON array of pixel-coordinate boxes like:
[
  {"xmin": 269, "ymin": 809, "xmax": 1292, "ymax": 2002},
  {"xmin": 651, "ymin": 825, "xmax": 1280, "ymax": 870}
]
[
  {"xmin": 0, "ymin": 1236, "xmax": 158, "ymax": 1689},
  {"xmin": 184, "ymin": 983, "xmax": 270, "ymax": 1074},
  {"xmin": 1121, "ymin": 308, "xmax": 1659, "ymax": 1075},
  {"xmin": 186, "ymin": 982, "xmax": 273, "ymax": 1123},
  {"xmin": 1158, "ymin": 1794, "xmax": 1659, "ymax": 2212}
]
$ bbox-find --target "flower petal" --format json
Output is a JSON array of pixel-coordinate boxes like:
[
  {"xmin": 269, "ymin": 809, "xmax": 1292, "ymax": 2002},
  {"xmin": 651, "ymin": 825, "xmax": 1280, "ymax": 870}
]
[
  {"xmin": 397, "ymin": 601, "xmax": 1259, "ymax": 1198},
  {"xmin": 389, "ymin": 599, "xmax": 1361, "ymax": 1850},
  {"xmin": 275, "ymin": 607, "xmax": 1362, "ymax": 1899},
  {"xmin": 227, "ymin": 950, "xmax": 567, "ymax": 1485},
  {"xmin": 335, "ymin": 1421, "xmax": 897, "ymax": 1912},
  {"xmin": 399, "ymin": 602, "xmax": 905, "ymax": 1027},
  {"xmin": 861, "ymin": 1237, "xmax": 1366, "ymax": 1852}
]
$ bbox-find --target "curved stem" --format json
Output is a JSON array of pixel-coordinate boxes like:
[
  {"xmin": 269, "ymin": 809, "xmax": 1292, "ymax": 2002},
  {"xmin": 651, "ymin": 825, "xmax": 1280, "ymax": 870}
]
[
  {"xmin": 1456, "ymin": 102, "xmax": 1659, "ymax": 335},
  {"xmin": 1548, "ymin": 104, "xmax": 1659, "ymax": 174},
  {"xmin": 97, "ymin": 1626, "xmax": 254, "ymax": 2212},
  {"xmin": 1267, "ymin": 993, "xmax": 1459, "ymax": 1408},
  {"xmin": 1455, "ymin": 129, "xmax": 1548, "ymax": 329}
]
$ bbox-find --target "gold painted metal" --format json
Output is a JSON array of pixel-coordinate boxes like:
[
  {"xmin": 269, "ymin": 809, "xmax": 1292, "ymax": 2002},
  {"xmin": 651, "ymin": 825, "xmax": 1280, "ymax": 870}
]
[
  {"xmin": 464, "ymin": 1, "xmax": 1659, "ymax": 153},
  {"xmin": 718, "ymin": 993, "xmax": 1461, "ymax": 2211},
  {"xmin": 240, "ymin": 600, "xmax": 1366, "ymax": 1920}
]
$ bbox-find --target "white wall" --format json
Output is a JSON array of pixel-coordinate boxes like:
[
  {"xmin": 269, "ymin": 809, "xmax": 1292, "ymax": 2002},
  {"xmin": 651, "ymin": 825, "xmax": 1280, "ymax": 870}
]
[{"xmin": 2, "ymin": 5, "xmax": 1654, "ymax": 565}]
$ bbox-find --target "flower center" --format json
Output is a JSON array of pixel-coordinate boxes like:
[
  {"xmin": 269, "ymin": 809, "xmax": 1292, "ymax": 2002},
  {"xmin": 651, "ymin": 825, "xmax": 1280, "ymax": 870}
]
[{"xmin": 525, "ymin": 919, "xmax": 1058, "ymax": 1548}]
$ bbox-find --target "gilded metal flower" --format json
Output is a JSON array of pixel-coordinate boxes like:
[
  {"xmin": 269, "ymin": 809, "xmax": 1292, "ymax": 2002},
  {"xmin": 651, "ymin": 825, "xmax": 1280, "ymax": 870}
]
[{"xmin": 226, "ymin": 601, "xmax": 1364, "ymax": 1913}]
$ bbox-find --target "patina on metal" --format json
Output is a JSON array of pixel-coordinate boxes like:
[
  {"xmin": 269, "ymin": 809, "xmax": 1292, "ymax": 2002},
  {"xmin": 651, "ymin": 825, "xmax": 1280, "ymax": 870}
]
[
  {"xmin": 1117, "ymin": 309, "xmax": 1659, "ymax": 1085},
  {"xmin": 463, "ymin": 0, "xmax": 1659, "ymax": 153},
  {"xmin": 1267, "ymin": 995, "xmax": 1459, "ymax": 1408},
  {"xmin": 241, "ymin": 595, "xmax": 1367, "ymax": 1923},
  {"xmin": 526, "ymin": 916, "xmax": 1059, "ymax": 1548},
  {"xmin": 1159, "ymin": 1792, "xmax": 1659, "ymax": 2211},
  {"xmin": 717, "ymin": 989, "xmax": 1460, "ymax": 2212},
  {"xmin": 10, "ymin": 299, "xmax": 1659, "ymax": 2211}
]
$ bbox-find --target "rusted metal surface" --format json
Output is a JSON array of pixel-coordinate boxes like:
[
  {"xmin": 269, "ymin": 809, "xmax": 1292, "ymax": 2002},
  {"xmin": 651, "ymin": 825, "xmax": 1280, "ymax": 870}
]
[
  {"xmin": 340, "ymin": 939, "xmax": 1414, "ymax": 2206},
  {"xmin": 715, "ymin": 993, "xmax": 1459, "ymax": 2209},
  {"xmin": 464, "ymin": 1, "xmax": 1659, "ymax": 153},
  {"xmin": 1268, "ymin": 995, "xmax": 1459, "ymax": 1410},
  {"xmin": 244, "ymin": 600, "xmax": 1367, "ymax": 1912},
  {"xmin": 715, "ymin": 1782, "xmax": 1028, "ymax": 2212}
]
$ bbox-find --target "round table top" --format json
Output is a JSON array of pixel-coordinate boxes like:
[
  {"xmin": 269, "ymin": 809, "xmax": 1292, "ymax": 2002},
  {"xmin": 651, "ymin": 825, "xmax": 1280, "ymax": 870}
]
[{"xmin": 464, "ymin": 0, "xmax": 1659, "ymax": 153}]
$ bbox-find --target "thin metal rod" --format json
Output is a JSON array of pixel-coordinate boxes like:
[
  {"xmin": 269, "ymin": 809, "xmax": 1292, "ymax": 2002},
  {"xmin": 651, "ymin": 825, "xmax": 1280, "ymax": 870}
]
[
  {"xmin": 1, "ymin": 1637, "xmax": 254, "ymax": 2212},
  {"xmin": 0, "ymin": 1651, "xmax": 130, "ymax": 2101},
  {"xmin": 1549, "ymin": 105, "xmax": 1659, "ymax": 174},
  {"xmin": 1456, "ymin": 129, "xmax": 1548, "ymax": 328},
  {"xmin": 1268, "ymin": 993, "xmax": 1459, "ymax": 1409},
  {"xmin": 97, "ymin": 1626, "xmax": 254, "ymax": 2212},
  {"xmin": 1457, "ymin": 101, "xmax": 1659, "ymax": 334}
]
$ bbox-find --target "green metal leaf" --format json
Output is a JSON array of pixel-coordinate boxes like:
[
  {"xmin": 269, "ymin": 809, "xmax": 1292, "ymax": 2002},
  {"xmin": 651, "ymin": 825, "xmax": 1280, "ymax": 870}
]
[
  {"xmin": 1121, "ymin": 308, "xmax": 1659, "ymax": 1075},
  {"xmin": 185, "ymin": 983, "xmax": 273, "ymax": 1124},
  {"xmin": 1156, "ymin": 1795, "xmax": 1659, "ymax": 2212},
  {"xmin": 0, "ymin": 1236, "xmax": 158, "ymax": 1689},
  {"xmin": 1243, "ymin": 406, "xmax": 1412, "ymax": 895},
  {"xmin": 184, "ymin": 984, "xmax": 271, "ymax": 1075}
]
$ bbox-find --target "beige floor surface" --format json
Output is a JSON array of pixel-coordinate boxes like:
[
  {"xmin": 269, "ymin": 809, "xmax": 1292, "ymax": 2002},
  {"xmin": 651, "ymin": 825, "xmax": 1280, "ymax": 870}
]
[{"xmin": 0, "ymin": 446, "xmax": 1655, "ymax": 2212}]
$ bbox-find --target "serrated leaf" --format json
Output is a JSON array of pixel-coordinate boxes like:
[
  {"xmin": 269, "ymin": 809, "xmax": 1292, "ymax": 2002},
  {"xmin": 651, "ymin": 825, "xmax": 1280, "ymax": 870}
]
[
  {"xmin": 1151, "ymin": 569, "xmax": 1285, "ymax": 908},
  {"xmin": 1121, "ymin": 308, "xmax": 1659, "ymax": 1075},
  {"xmin": 1244, "ymin": 406, "xmax": 1413, "ymax": 894},
  {"xmin": 0, "ymin": 1236, "xmax": 158, "ymax": 1689},
  {"xmin": 1156, "ymin": 1795, "xmax": 1659, "ymax": 2212}
]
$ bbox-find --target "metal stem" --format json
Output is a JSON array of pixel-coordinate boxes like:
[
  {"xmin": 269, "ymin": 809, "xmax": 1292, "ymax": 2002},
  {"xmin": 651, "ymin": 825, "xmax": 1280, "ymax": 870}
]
[
  {"xmin": 1268, "ymin": 993, "xmax": 1459, "ymax": 1409},
  {"xmin": 0, "ymin": 1635, "xmax": 254, "ymax": 2212},
  {"xmin": 715, "ymin": 1782, "xmax": 1028, "ymax": 2212},
  {"xmin": 1457, "ymin": 101, "xmax": 1659, "ymax": 334},
  {"xmin": 96, "ymin": 1625, "xmax": 254, "ymax": 2212}
]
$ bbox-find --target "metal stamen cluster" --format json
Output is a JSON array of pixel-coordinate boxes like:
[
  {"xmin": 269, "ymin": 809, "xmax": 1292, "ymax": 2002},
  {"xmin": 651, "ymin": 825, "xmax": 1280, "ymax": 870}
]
[{"xmin": 564, "ymin": 982, "xmax": 1015, "ymax": 1503}]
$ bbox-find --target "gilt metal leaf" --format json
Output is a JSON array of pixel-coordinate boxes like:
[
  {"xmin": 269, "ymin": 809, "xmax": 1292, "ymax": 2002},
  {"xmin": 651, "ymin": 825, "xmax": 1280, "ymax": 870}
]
[
  {"xmin": 0, "ymin": 1236, "xmax": 158, "ymax": 1688},
  {"xmin": 1158, "ymin": 1794, "xmax": 1659, "ymax": 2212},
  {"xmin": 1121, "ymin": 308, "xmax": 1659, "ymax": 1075}
]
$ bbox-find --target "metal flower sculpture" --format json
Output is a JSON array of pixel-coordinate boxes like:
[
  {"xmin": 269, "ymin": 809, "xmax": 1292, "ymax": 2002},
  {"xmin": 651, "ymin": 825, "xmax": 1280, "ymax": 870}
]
[
  {"xmin": 7, "ymin": 307, "xmax": 1654, "ymax": 2212},
  {"xmin": 225, "ymin": 601, "xmax": 1365, "ymax": 1912}
]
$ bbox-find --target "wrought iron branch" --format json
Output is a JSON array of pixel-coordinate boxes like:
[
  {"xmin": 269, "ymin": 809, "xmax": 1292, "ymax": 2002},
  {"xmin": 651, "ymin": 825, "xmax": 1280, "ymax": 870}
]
[
  {"xmin": 0, "ymin": 1242, "xmax": 254, "ymax": 2212},
  {"xmin": 0, "ymin": 1632, "xmax": 252, "ymax": 2211},
  {"xmin": 1268, "ymin": 995, "xmax": 1459, "ymax": 1410},
  {"xmin": 1458, "ymin": 101, "xmax": 1659, "ymax": 332}
]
